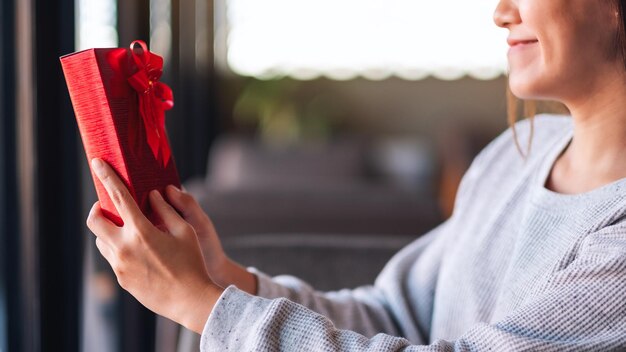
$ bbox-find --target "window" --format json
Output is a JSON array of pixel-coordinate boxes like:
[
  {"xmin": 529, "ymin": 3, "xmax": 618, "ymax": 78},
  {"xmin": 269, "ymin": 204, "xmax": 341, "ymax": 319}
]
[
  {"xmin": 77, "ymin": 0, "xmax": 118, "ymax": 50},
  {"xmin": 221, "ymin": 0, "xmax": 507, "ymax": 80}
]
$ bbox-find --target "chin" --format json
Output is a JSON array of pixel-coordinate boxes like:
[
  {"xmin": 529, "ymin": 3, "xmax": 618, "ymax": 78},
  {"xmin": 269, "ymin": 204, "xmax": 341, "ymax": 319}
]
[
  {"xmin": 507, "ymin": 61, "xmax": 566, "ymax": 101},
  {"xmin": 507, "ymin": 73, "xmax": 551, "ymax": 101},
  {"xmin": 508, "ymin": 80, "xmax": 533, "ymax": 100}
]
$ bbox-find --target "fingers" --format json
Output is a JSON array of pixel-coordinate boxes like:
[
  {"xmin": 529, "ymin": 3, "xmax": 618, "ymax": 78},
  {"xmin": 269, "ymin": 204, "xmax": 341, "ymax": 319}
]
[
  {"xmin": 165, "ymin": 185, "xmax": 206, "ymax": 224},
  {"xmin": 149, "ymin": 190, "xmax": 191, "ymax": 235},
  {"xmin": 91, "ymin": 158, "xmax": 146, "ymax": 227},
  {"xmin": 87, "ymin": 201, "xmax": 120, "ymax": 241}
]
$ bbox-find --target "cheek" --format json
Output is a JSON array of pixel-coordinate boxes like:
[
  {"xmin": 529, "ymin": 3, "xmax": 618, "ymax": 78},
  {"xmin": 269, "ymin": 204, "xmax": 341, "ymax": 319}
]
[
  {"xmin": 508, "ymin": 1, "xmax": 621, "ymax": 99},
  {"xmin": 543, "ymin": 4, "xmax": 619, "ymax": 67},
  {"xmin": 545, "ymin": 24, "xmax": 618, "ymax": 81}
]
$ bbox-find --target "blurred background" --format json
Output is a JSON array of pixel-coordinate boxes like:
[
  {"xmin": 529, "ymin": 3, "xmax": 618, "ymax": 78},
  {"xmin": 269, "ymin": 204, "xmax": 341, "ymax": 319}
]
[{"xmin": 0, "ymin": 0, "xmax": 511, "ymax": 351}]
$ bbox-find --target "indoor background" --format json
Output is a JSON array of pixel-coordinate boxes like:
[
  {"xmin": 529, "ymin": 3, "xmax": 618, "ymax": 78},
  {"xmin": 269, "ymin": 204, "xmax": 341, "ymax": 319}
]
[{"xmin": 0, "ymin": 0, "xmax": 513, "ymax": 351}]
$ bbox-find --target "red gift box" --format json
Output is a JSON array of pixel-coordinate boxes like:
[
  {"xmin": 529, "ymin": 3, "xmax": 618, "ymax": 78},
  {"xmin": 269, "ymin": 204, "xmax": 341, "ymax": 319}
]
[{"xmin": 60, "ymin": 40, "xmax": 181, "ymax": 226}]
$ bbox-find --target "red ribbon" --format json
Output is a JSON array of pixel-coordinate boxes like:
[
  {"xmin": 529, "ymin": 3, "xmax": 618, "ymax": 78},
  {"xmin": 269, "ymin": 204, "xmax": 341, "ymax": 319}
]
[{"xmin": 127, "ymin": 40, "xmax": 174, "ymax": 167}]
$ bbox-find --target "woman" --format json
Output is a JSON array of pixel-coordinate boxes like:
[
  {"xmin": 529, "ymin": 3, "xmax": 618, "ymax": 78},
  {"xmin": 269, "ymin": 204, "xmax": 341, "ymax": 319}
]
[{"xmin": 87, "ymin": 0, "xmax": 626, "ymax": 350}]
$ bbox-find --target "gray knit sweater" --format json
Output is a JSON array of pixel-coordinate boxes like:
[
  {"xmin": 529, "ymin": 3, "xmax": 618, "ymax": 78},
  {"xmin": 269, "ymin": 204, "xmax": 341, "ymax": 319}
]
[{"xmin": 200, "ymin": 115, "xmax": 626, "ymax": 351}]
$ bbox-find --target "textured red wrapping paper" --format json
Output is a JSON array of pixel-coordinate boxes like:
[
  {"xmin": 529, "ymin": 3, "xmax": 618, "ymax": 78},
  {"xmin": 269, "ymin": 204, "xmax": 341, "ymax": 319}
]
[{"xmin": 60, "ymin": 41, "xmax": 181, "ymax": 226}]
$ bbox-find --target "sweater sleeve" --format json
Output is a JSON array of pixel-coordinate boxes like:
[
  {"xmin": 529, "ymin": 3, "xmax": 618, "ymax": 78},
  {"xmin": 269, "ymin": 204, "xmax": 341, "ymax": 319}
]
[
  {"xmin": 247, "ymin": 270, "xmax": 401, "ymax": 337},
  {"xmin": 244, "ymin": 221, "xmax": 450, "ymax": 340},
  {"xmin": 200, "ymin": 227, "xmax": 626, "ymax": 351}
]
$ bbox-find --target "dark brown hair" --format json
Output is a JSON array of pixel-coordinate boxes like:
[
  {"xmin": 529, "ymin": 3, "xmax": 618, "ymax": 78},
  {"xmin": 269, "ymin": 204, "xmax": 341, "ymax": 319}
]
[{"xmin": 616, "ymin": 0, "xmax": 626, "ymax": 69}]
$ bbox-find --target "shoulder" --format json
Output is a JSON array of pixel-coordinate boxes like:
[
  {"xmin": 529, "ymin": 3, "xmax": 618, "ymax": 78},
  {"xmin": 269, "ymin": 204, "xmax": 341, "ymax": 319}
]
[
  {"xmin": 466, "ymin": 114, "xmax": 571, "ymax": 175},
  {"xmin": 514, "ymin": 113, "xmax": 572, "ymax": 150},
  {"xmin": 485, "ymin": 114, "xmax": 571, "ymax": 162},
  {"xmin": 451, "ymin": 114, "xmax": 572, "ymax": 211}
]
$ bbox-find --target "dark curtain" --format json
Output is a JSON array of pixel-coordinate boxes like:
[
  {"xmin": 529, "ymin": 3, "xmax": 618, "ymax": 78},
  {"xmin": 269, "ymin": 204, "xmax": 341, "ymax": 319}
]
[
  {"xmin": 168, "ymin": 0, "xmax": 217, "ymax": 181},
  {"xmin": 35, "ymin": 0, "xmax": 84, "ymax": 348},
  {"xmin": 0, "ymin": 0, "xmax": 18, "ymax": 349},
  {"xmin": 2, "ymin": 0, "xmax": 83, "ymax": 350}
]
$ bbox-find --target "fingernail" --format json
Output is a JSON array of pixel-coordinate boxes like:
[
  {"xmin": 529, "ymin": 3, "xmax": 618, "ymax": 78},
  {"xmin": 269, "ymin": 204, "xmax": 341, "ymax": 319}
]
[
  {"xmin": 170, "ymin": 185, "xmax": 181, "ymax": 192},
  {"xmin": 151, "ymin": 190, "xmax": 163, "ymax": 200},
  {"xmin": 91, "ymin": 159, "xmax": 104, "ymax": 177}
]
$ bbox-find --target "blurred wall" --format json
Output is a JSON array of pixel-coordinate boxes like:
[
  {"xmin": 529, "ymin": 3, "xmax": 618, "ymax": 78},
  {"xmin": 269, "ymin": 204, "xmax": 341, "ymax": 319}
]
[{"xmin": 215, "ymin": 75, "xmax": 509, "ymax": 140}]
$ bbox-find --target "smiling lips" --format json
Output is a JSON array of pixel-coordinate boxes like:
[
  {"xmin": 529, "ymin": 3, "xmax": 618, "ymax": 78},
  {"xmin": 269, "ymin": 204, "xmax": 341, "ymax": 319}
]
[{"xmin": 507, "ymin": 38, "xmax": 539, "ymax": 47}]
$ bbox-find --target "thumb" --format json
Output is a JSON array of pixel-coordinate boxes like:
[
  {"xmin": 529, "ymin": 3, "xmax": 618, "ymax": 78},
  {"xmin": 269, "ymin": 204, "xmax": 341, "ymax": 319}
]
[{"xmin": 149, "ymin": 190, "xmax": 191, "ymax": 235}]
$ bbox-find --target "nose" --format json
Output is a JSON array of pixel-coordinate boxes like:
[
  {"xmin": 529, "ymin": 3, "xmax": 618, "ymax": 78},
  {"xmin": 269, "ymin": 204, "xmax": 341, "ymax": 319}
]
[{"xmin": 493, "ymin": 0, "xmax": 520, "ymax": 28}]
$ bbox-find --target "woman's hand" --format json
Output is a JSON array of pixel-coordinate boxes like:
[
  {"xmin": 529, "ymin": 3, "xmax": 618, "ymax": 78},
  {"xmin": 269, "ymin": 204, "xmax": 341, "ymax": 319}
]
[
  {"xmin": 86, "ymin": 158, "xmax": 222, "ymax": 333},
  {"xmin": 163, "ymin": 184, "xmax": 257, "ymax": 295}
]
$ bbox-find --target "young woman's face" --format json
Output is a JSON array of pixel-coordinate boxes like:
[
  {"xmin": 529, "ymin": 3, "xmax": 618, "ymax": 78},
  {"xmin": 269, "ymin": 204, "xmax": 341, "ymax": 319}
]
[{"xmin": 494, "ymin": 0, "xmax": 621, "ymax": 102}]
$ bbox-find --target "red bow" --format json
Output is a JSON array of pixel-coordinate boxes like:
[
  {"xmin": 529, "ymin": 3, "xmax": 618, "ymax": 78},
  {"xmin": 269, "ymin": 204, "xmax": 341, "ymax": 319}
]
[{"xmin": 127, "ymin": 40, "xmax": 174, "ymax": 167}]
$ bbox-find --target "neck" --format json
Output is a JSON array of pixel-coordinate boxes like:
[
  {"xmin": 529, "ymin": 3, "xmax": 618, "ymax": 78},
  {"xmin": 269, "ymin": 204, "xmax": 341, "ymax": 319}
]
[
  {"xmin": 546, "ymin": 70, "xmax": 626, "ymax": 193},
  {"xmin": 565, "ymin": 72, "xmax": 626, "ymax": 169}
]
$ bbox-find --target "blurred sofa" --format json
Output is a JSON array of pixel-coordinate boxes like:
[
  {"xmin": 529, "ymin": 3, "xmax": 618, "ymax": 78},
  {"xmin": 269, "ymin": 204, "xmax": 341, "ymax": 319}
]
[{"xmin": 184, "ymin": 135, "xmax": 443, "ymax": 238}]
